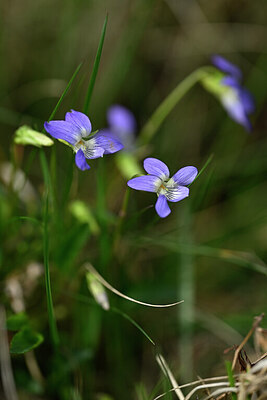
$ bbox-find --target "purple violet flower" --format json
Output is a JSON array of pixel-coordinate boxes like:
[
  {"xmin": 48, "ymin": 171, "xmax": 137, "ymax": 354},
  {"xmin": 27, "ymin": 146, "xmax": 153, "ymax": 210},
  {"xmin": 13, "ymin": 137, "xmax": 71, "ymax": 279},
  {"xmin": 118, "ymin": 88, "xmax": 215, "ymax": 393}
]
[
  {"xmin": 127, "ymin": 158, "xmax": 198, "ymax": 218},
  {"xmin": 44, "ymin": 110, "xmax": 123, "ymax": 171},
  {"xmin": 211, "ymin": 55, "xmax": 255, "ymax": 131},
  {"xmin": 100, "ymin": 105, "xmax": 136, "ymax": 151}
]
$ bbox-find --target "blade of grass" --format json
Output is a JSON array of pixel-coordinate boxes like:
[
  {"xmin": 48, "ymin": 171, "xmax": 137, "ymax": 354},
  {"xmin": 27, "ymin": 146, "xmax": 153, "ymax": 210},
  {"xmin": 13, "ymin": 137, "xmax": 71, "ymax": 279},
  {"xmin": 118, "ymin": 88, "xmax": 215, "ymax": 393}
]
[
  {"xmin": 63, "ymin": 292, "xmax": 155, "ymax": 346},
  {"xmin": 86, "ymin": 264, "xmax": 183, "ymax": 308},
  {"xmin": 139, "ymin": 237, "xmax": 267, "ymax": 276},
  {"xmin": 225, "ymin": 361, "xmax": 237, "ymax": 400},
  {"xmin": 111, "ymin": 306, "xmax": 155, "ymax": 346},
  {"xmin": 83, "ymin": 15, "xmax": 108, "ymax": 115},
  {"xmin": 177, "ymin": 204, "xmax": 194, "ymax": 382},
  {"xmin": 43, "ymin": 192, "xmax": 59, "ymax": 348},
  {"xmin": 156, "ymin": 353, "xmax": 185, "ymax": 400},
  {"xmin": 188, "ymin": 153, "xmax": 214, "ymax": 186},
  {"xmin": 46, "ymin": 63, "xmax": 82, "ymax": 124}
]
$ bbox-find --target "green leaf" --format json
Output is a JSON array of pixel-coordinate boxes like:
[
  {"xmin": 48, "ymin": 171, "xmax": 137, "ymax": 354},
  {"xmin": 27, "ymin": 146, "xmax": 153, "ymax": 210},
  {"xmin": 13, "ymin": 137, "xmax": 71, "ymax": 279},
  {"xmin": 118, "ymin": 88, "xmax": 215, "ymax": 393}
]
[
  {"xmin": 6, "ymin": 312, "xmax": 29, "ymax": 331},
  {"xmin": 10, "ymin": 327, "xmax": 44, "ymax": 354},
  {"xmin": 83, "ymin": 15, "xmax": 108, "ymax": 115},
  {"xmin": 14, "ymin": 126, "xmax": 54, "ymax": 147}
]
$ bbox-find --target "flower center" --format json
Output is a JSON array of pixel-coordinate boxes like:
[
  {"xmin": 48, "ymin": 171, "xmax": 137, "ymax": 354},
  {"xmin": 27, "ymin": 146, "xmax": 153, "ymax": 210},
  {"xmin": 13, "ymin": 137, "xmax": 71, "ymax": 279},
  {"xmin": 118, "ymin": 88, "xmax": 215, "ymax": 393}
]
[
  {"xmin": 156, "ymin": 178, "xmax": 178, "ymax": 198},
  {"xmin": 74, "ymin": 138, "xmax": 85, "ymax": 153},
  {"xmin": 157, "ymin": 179, "xmax": 169, "ymax": 196}
]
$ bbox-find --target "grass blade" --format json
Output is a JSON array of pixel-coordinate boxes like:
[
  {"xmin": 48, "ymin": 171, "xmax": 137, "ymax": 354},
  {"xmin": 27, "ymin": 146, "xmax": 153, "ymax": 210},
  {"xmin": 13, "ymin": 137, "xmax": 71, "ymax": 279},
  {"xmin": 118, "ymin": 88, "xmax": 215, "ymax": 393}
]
[
  {"xmin": 139, "ymin": 237, "xmax": 267, "ymax": 276},
  {"xmin": 83, "ymin": 15, "xmax": 108, "ymax": 115},
  {"xmin": 43, "ymin": 191, "xmax": 59, "ymax": 348},
  {"xmin": 189, "ymin": 153, "xmax": 214, "ymax": 186},
  {"xmin": 111, "ymin": 307, "xmax": 155, "ymax": 346},
  {"xmin": 63, "ymin": 292, "xmax": 155, "ymax": 346},
  {"xmin": 46, "ymin": 62, "xmax": 82, "ymax": 123},
  {"xmin": 225, "ymin": 361, "xmax": 237, "ymax": 400},
  {"xmin": 86, "ymin": 264, "xmax": 183, "ymax": 308}
]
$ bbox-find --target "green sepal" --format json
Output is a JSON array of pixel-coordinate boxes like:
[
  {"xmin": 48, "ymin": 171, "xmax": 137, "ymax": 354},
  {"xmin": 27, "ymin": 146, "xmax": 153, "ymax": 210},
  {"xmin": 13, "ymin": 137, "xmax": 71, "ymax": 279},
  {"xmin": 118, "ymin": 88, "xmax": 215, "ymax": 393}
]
[{"xmin": 200, "ymin": 67, "xmax": 230, "ymax": 99}]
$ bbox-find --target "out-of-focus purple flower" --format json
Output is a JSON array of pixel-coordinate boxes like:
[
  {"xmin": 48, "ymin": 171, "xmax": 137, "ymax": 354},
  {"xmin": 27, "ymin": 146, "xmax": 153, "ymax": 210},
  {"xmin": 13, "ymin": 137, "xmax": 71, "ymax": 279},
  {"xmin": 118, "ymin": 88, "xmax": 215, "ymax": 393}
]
[
  {"xmin": 44, "ymin": 110, "xmax": 123, "ymax": 171},
  {"xmin": 127, "ymin": 158, "xmax": 198, "ymax": 218},
  {"xmin": 101, "ymin": 105, "xmax": 136, "ymax": 151},
  {"xmin": 211, "ymin": 55, "xmax": 255, "ymax": 131}
]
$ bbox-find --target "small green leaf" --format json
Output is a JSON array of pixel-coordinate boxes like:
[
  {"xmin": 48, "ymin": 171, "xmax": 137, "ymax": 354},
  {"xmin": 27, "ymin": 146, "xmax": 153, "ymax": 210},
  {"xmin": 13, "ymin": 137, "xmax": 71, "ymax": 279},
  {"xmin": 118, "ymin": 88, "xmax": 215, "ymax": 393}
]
[
  {"xmin": 14, "ymin": 126, "xmax": 54, "ymax": 148},
  {"xmin": 10, "ymin": 327, "xmax": 44, "ymax": 354},
  {"xmin": 6, "ymin": 312, "xmax": 29, "ymax": 331}
]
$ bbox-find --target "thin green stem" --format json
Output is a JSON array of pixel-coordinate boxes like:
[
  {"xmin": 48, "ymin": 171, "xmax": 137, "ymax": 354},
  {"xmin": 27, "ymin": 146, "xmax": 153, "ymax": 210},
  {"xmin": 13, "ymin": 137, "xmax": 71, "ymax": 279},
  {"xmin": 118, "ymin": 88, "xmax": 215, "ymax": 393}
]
[{"xmin": 138, "ymin": 68, "xmax": 207, "ymax": 145}]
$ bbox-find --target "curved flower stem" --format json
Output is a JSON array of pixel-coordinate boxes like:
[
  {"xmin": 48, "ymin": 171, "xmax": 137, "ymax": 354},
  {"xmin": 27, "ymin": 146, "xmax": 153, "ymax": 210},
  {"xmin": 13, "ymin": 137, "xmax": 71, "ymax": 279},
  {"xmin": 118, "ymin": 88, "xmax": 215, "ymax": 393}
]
[{"xmin": 138, "ymin": 68, "xmax": 208, "ymax": 146}]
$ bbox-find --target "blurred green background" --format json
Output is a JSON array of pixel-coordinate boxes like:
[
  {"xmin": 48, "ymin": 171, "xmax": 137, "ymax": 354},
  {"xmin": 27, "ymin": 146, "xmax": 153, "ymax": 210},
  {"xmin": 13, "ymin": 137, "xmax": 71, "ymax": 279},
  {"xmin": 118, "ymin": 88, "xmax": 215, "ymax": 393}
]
[{"xmin": 0, "ymin": 1, "xmax": 267, "ymax": 399}]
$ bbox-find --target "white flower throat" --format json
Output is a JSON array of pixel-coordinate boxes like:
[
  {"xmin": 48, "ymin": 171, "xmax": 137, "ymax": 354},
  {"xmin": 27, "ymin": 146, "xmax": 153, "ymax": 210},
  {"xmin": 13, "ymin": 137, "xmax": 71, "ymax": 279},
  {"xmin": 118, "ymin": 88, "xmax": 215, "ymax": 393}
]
[
  {"xmin": 74, "ymin": 135, "xmax": 97, "ymax": 158},
  {"xmin": 155, "ymin": 177, "xmax": 180, "ymax": 200}
]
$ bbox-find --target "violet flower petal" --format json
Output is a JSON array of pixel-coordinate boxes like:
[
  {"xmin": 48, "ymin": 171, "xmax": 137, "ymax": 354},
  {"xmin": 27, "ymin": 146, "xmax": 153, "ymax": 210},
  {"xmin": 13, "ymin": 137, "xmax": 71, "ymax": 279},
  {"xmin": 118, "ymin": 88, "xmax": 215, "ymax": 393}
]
[
  {"xmin": 44, "ymin": 120, "xmax": 81, "ymax": 145},
  {"xmin": 222, "ymin": 94, "xmax": 252, "ymax": 132},
  {"xmin": 239, "ymin": 88, "xmax": 255, "ymax": 114},
  {"xmin": 155, "ymin": 195, "xmax": 171, "ymax": 218},
  {"xmin": 212, "ymin": 55, "xmax": 242, "ymax": 81},
  {"xmin": 164, "ymin": 186, "xmax": 189, "ymax": 203},
  {"xmin": 82, "ymin": 141, "xmax": 105, "ymax": 159},
  {"xmin": 143, "ymin": 158, "xmax": 170, "ymax": 180},
  {"xmin": 75, "ymin": 149, "xmax": 90, "ymax": 170},
  {"xmin": 221, "ymin": 75, "xmax": 241, "ymax": 89},
  {"xmin": 65, "ymin": 110, "xmax": 92, "ymax": 137},
  {"xmin": 127, "ymin": 175, "xmax": 161, "ymax": 193},
  {"xmin": 107, "ymin": 105, "xmax": 136, "ymax": 134},
  {"xmin": 172, "ymin": 166, "xmax": 198, "ymax": 186},
  {"xmin": 93, "ymin": 132, "xmax": 124, "ymax": 154}
]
